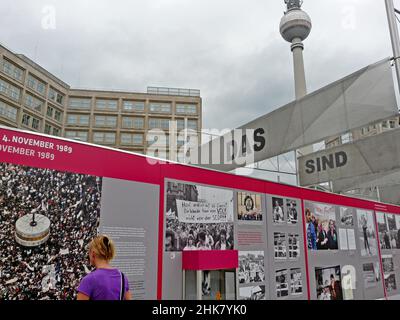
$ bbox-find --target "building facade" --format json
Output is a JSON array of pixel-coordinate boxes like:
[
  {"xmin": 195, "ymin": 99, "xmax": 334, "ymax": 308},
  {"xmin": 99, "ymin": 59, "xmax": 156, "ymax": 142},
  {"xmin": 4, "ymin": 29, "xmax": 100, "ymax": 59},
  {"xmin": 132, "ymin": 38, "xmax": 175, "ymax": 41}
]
[{"xmin": 0, "ymin": 44, "xmax": 202, "ymax": 156}]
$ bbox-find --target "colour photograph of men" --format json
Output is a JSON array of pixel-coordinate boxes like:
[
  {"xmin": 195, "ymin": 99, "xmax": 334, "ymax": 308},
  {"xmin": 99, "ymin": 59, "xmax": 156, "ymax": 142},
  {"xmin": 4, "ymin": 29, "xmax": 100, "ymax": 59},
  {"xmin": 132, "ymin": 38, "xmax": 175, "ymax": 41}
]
[
  {"xmin": 165, "ymin": 181, "xmax": 234, "ymax": 252},
  {"xmin": 357, "ymin": 210, "xmax": 377, "ymax": 257},
  {"xmin": 315, "ymin": 266, "xmax": 343, "ymax": 300},
  {"xmin": 237, "ymin": 193, "xmax": 263, "ymax": 222},
  {"xmin": 305, "ymin": 202, "xmax": 338, "ymax": 251}
]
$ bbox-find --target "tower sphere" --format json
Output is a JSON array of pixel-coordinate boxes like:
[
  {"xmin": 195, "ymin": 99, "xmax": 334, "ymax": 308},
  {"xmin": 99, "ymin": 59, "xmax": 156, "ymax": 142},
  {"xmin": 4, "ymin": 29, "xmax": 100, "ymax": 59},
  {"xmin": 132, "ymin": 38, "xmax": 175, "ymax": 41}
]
[{"xmin": 280, "ymin": 8, "xmax": 312, "ymax": 43}]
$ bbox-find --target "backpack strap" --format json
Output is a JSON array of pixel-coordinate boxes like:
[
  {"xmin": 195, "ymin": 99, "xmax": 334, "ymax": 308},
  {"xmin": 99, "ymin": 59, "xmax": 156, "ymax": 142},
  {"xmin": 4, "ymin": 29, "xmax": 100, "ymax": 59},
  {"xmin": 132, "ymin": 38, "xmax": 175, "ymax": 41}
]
[{"xmin": 119, "ymin": 271, "xmax": 125, "ymax": 300}]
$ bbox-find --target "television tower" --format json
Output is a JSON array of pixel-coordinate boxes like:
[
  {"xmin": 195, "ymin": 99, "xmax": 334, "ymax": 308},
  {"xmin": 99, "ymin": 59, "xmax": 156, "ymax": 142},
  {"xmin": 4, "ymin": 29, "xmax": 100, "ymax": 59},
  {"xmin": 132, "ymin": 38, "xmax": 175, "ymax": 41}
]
[{"xmin": 280, "ymin": 0, "xmax": 312, "ymax": 99}]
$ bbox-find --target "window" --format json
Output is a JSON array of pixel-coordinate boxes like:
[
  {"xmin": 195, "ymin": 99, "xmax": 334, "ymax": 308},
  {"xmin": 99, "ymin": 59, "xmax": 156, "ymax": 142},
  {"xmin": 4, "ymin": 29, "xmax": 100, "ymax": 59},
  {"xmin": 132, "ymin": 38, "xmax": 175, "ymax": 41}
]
[
  {"xmin": 94, "ymin": 115, "xmax": 117, "ymax": 127},
  {"xmin": 48, "ymin": 87, "xmax": 64, "ymax": 105},
  {"xmin": 27, "ymin": 74, "xmax": 46, "ymax": 95},
  {"xmin": 122, "ymin": 117, "xmax": 144, "ymax": 129},
  {"xmin": 95, "ymin": 99, "xmax": 118, "ymax": 110},
  {"xmin": 149, "ymin": 102, "xmax": 171, "ymax": 113},
  {"xmin": 176, "ymin": 119, "xmax": 185, "ymax": 130},
  {"xmin": 65, "ymin": 130, "xmax": 88, "ymax": 141},
  {"xmin": 68, "ymin": 97, "xmax": 91, "ymax": 110},
  {"xmin": 0, "ymin": 100, "xmax": 17, "ymax": 121},
  {"xmin": 47, "ymin": 106, "xmax": 54, "ymax": 117},
  {"xmin": 148, "ymin": 118, "xmax": 170, "ymax": 130},
  {"xmin": 44, "ymin": 123, "xmax": 51, "ymax": 134},
  {"xmin": 187, "ymin": 120, "xmax": 198, "ymax": 130},
  {"xmin": 22, "ymin": 113, "xmax": 41, "ymax": 130},
  {"xmin": 123, "ymin": 100, "xmax": 145, "ymax": 112},
  {"xmin": 176, "ymin": 103, "xmax": 197, "ymax": 115},
  {"xmin": 120, "ymin": 133, "xmax": 144, "ymax": 146},
  {"xmin": 0, "ymin": 78, "xmax": 21, "ymax": 101},
  {"xmin": 93, "ymin": 132, "xmax": 116, "ymax": 144},
  {"xmin": 1, "ymin": 59, "xmax": 24, "ymax": 82},
  {"xmin": 25, "ymin": 94, "xmax": 44, "ymax": 113},
  {"xmin": 54, "ymin": 109, "xmax": 62, "ymax": 122},
  {"xmin": 390, "ymin": 120, "xmax": 396, "ymax": 129},
  {"xmin": 382, "ymin": 121, "xmax": 388, "ymax": 129},
  {"xmin": 67, "ymin": 114, "xmax": 89, "ymax": 126}
]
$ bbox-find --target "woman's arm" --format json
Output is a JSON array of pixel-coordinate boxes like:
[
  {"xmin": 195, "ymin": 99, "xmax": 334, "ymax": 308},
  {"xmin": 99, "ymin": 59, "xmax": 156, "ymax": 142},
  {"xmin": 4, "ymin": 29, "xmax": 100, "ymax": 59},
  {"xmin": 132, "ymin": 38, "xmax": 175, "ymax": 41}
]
[
  {"xmin": 124, "ymin": 290, "xmax": 132, "ymax": 300},
  {"xmin": 77, "ymin": 292, "xmax": 90, "ymax": 300}
]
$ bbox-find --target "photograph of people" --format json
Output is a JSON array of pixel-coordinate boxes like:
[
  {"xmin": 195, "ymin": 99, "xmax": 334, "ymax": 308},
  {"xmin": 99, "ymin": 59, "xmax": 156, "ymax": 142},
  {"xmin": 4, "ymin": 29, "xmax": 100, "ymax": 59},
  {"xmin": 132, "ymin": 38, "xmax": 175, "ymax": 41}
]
[
  {"xmin": 238, "ymin": 251, "xmax": 265, "ymax": 284},
  {"xmin": 306, "ymin": 208, "xmax": 317, "ymax": 250},
  {"xmin": 239, "ymin": 285, "xmax": 266, "ymax": 300},
  {"xmin": 357, "ymin": 210, "xmax": 377, "ymax": 257},
  {"xmin": 315, "ymin": 266, "xmax": 343, "ymax": 300},
  {"xmin": 237, "ymin": 193, "xmax": 263, "ymax": 222},
  {"xmin": 165, "ymin": 182, "xmax": 234, "ymax": 252},
  {"xmin": 286, "ymin": 200, "xmax": 298, "ymax": 224},
  {"xmin": 305, "ymin": 202, "xmax": 337, "ymax": 251},
  {"xmin": 377, "ymin": 212, "xmax": 391, "ymax": 250},
  {"xmin": 0, "ymin": 163, "xmax": 102, "ymax": 300},
  {"xmin": 273, "ymin": 197, "xmax": 284, "ymax": 223}
]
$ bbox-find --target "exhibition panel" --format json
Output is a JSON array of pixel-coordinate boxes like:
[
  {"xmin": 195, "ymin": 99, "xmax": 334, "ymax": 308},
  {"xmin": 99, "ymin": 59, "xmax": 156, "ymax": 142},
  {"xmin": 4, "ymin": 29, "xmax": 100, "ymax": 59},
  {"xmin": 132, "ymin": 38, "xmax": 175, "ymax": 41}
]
[{"xmin": 1, "ymin": 126, "xmax": 400, "ymax": 300}]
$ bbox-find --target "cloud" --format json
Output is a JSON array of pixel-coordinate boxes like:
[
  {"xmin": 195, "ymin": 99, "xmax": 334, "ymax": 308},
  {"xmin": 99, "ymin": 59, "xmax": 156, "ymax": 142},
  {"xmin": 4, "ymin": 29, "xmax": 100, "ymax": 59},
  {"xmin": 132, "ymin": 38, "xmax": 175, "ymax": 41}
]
[{"xmin": 0, "ymin": 0, "xmax": 394, "ymax": 131}]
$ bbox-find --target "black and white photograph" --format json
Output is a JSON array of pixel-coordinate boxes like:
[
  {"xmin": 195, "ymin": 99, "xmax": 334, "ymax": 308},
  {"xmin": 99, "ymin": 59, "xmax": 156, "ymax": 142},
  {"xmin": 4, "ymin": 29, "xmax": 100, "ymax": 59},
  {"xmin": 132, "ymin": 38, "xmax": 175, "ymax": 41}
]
[
  {"xmin": 356, "ymin": 210, "xmax": 378, "ymax": 257},
  {"xmin": 165, "ymin": 181, "xmax": 234, "ymax": 252},
  {"xmin": 288, "ymin": 234, "xmax": 300, "ymax": 259},
  {"xmin": 274, "ymin": 232, "xmax": 287, "ymax": 260},
  {"xmin": 237, "ymin": 192, "xmax": 263, "ymax": 222},
  {"xmin": 290, "ymin": 268, "xmax": 303, "ymax": 295},
  {"xmin": 387, "ymin": 214, "xmax": 399, "ymax": 249},
  {"xmin": 238, "ymin": 251, "xmax": 265, "ymax": 284},
  {"xmin": 382, "ymin": 255, "xmax": 397, "ymax": 293},
  {"xmin": 0, "ymin": 163, "xmax": 102, "ymax": 300},
  {"xmin": 239, "ymin": 285, "xmax": 265, "ymax": 300},
  {"xmin": 276, "ymin": 269, "xmax": 289, "ymax": 298},
  {"xmin": 339, "ymin": 207, "xmax": 353, "ymax": 227},
  {"xmin": 272, "ymin": 197, "xmax": 284, "ymax": 224},
  {"xmin": 305, "ymin": 201, "xmax": 337, "ymax": 251},
  {"xmin": 377, "ymin": 212, "xmax": 392, "ymax": 250},
  {"xmin": 362, "ymin": 262, "xmax": 381, "ymax": 289},
  {"xmin": 315, "ymin": 266, "xmax": 343, "ymax": 300},
  {"xmin": 286, "ymin": 199, "xmax": 298, "ymax": 224}
]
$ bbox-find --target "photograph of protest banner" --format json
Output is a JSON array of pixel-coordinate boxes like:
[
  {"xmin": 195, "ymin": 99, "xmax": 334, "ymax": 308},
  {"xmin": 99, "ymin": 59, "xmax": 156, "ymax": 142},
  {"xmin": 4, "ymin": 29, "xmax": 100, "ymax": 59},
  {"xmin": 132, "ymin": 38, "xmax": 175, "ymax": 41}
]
[
  {"xmin": 290, "ymin": 268, "xmax": 303, "ymax": 295},
  {"xmin": 165, "ymin": 181, "xmax": 234, "ymax": 252},
  {"xmin": 356, "ymin": 210, "xmax": 377, "ymax": 257},
  {"xmin": 238, "ymin": 251, "xmax": 265, "ymax": 284},
  {"xmin": 272, "ymin": 197, "xmax": 284, "ymax": 224},
  {"xmin": 274, "ymin": 232, "xmax": 287, "ymax": 260},
  {"xmin": 304, "ymin": 202, "xmax": 337, "ymax": 251},
  {"xmin": 315, "ymin": 266, "xmax": 343, "ymax": 300},
  {"xmin": 339, "ymin": 207, "xmax": 353, "ymax": 227},
  {"xmin": 286, "ymin": 199, "xmax": 298, "ymax": 224},
  {"xmin": 362, "ymin": 262, "xmax": 381, "ymax": 289},
  {"xmin": 377, "ymin": 212, "xmax": 392, "ymax": 250},
  {"xmin": 0, "ymin": 163, "xmax": 102, "ymax": 300},
  {"xmin": 276, "ymin": 269, "xmax": 289, "ymax": 298},
  {"xmin": 237, "ymin": 192, "xmax": 263, "ymax": 222},
  {"xmin": 382, "ymin": 255, "xmax": 397, "ymax": 293},
  {"xmin": 288, "ymin": 234, "xmax": 300, "ymax": 259},
  {"xmin": 239, "ymin": 285, "xmax": 265, "ymax": 300}
]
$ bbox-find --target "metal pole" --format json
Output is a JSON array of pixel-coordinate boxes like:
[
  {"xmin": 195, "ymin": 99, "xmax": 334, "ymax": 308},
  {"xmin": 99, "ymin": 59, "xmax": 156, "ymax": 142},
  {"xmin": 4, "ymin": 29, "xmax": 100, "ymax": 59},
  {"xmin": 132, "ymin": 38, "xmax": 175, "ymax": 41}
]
[{"xmin": 385, "ymin": 0, "xmax": 400, "ymax": 95}]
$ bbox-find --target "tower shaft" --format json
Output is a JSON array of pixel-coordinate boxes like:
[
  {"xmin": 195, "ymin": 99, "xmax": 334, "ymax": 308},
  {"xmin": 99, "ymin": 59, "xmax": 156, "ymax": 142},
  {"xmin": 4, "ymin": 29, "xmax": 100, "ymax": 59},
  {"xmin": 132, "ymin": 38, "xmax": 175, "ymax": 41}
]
[{"xmin": 291, "ymin": 38, "xmax": 307, "ymax": 99}]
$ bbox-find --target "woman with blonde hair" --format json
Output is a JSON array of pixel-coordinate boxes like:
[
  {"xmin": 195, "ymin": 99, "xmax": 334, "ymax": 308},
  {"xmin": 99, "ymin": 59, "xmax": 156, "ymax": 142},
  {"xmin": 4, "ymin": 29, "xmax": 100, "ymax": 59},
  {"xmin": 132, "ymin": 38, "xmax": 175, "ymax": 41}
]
[{"xmin": 77, "ymin": 235, "xmax": 131, "ymax": 300}]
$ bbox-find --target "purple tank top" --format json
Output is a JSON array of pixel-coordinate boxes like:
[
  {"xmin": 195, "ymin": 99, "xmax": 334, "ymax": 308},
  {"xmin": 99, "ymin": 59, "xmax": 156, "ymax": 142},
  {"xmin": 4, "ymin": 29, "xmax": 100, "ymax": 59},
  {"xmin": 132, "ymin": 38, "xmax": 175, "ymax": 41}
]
[{"xmin": 77, "ymin": 268, "xmax": 129, "ymax": 300}]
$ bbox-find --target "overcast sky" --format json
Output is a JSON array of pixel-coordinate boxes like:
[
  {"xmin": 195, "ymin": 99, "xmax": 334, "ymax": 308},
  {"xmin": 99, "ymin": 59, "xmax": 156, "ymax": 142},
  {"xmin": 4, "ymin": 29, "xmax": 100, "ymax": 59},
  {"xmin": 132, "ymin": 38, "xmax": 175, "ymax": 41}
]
[{"xmin": 0, "ymin": 0, "xmax": 396, "ymax": 130}]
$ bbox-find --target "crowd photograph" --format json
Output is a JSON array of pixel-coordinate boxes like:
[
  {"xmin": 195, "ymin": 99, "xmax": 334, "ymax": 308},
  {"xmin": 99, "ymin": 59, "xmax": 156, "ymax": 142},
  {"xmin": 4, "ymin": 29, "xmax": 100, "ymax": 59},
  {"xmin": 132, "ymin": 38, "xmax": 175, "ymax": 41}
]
[
  {"xmin": 238, "ymin": 251, "xmax": 265, "ymax": 284},
  {"xmin": 165, "ymin": 181, "xmax": 234, "ymax": 252},
  {"xmin": 377, "ymin": 212, "xmax": 400, "ymax": 250},
  {"xmin": 239, "ymin": 285, "xmax": 265, "ymax": 300},
  {"xmin": 305, "ymin": 202, "xmax": 338, "ymax": 251},
  {"xmin": 0, "ymin": 163, "xmax": 102, "ymax": 300}
]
